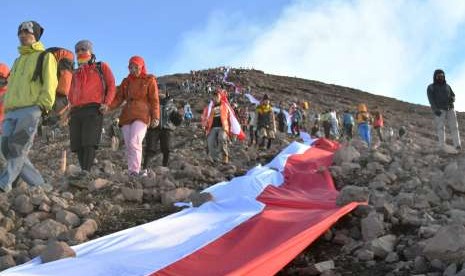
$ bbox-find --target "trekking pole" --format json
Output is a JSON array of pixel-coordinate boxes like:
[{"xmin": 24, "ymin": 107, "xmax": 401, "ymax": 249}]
[{"xmin": 60, "ymin": 150, "xmax": 67, "ymax": 175}]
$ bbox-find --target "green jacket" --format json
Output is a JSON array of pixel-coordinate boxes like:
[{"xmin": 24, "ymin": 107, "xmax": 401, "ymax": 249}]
[{"xmin": 5, "ymin": 42, "xmax": 58, "ymax": 112}]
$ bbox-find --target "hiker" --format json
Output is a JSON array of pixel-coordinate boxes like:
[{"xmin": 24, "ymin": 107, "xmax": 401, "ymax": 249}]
[
  {"xmin": 356, "ymin": 103, "xmax": 371, "ymax": 147},
  {"xmin": 0, "ymin": 64, "xmax": 9, "ymax": 134},
  {"xmin": 110, "ymin": 56, "xmax": 159, "ymax": 176},
  {"xmin": 248, "ymin": 103, "xmax": 258, "ymax": 146},
  {"xmin": 142, "ymin": 90, "xmax": 181, "ymax": 171},
  {"xmin": 289, "ymin": 103, "xmax": 302, "ymax": 136},
  {"xmin": 0, "ymin": 21, "xmax": 58, "ymax": 192},
  {"xmin": 183, "ymin": 102, "xmax": 193, "ymax": 127},
  {"xmin": 427, "ymin": 69, "xmax": 461, "ymax": 151},
  {"xmin": 329, "ymin": 109, "xmax": 339, "ymax": 139},
  {"xmin": 68, "ymin": 40, "xmax": 116, "ymax": 173},
  {"xmin": 372, "ymin": 109, "xmax": 384, "ymax": 142},
  {"xmin": 321, "ymin": 110, "xmax": 331, "ymax": 139},
  {"xmin": 256, "ymin": 94, "xmax": 276, "ymax": 150},
  {"xmin": 202, "ymin": 89, "xmax": 232, "ymax": 163},
  {"xmin": 276, "ymin": 105, "xmax": 288, "ymax": 133},
  {"xmin": 398, "ymin": 126, "xmax": 407, "ymax": 139},
  {"xmin": 342, "ymin": 110, "xmax": 355, "ymax": 140}
]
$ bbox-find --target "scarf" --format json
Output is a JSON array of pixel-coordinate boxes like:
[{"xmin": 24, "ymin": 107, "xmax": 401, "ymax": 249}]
[
  {"xmin": 78, "ymin": 53, "xmax": 92, "ymax": 65},
  {"xmin": 18, "ymin": 41, "xmax": 45, "ymax": 55}
]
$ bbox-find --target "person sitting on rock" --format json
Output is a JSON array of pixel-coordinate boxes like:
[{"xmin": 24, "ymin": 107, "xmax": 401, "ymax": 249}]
[
  {"xmin": 356, "ymin": 103, "xmax": 371, "ymax": 147},
  {"xmin": 256, "ymin": 94, "xmax": 276, "ymax": 150},
  {"xmin": 109, "ymin": 56, "xmax": 159, "ymax": 177},
  {"xmin": 202, "ymin": 89, "xmax": 232, "ymax": 164},
  {"xmin": 427, "ymin": 69, "xmax": 461, "ymax": 152}
]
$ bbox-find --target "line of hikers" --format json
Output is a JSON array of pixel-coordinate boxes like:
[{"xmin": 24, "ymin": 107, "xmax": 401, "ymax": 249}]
[
  {"xmin": 0, "ymin": 21, "xmax": 185, "ymax": 192},
  {"xmin": 0, "ymin": 20, "xmax": 461, "ymax": 193}
]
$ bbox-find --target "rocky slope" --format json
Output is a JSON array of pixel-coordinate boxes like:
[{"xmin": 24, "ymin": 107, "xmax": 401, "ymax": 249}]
[{"xmin": 0, "ymin": 68, "xmax": 464, "ymax": 275}]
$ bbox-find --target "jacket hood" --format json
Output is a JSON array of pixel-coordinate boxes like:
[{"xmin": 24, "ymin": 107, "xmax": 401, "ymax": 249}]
[{"xmin": 433, "ymin": 69, "xmax": 446, "ymax": 84}]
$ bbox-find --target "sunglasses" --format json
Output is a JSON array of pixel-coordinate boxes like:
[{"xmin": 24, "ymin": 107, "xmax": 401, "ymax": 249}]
[{"xmin": 75, "ymin": 48, "xmax": 88, "ymax": 53}]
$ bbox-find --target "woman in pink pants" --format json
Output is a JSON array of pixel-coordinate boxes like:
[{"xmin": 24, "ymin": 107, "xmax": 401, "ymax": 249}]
[{"xmin": 110, "ymin": 56, "xmax": 160, "ymax": 176}]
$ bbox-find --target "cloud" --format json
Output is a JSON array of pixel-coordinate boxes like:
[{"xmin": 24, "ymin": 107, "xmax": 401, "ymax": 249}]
[{"xmin": 171, "ymin": 0, "xmax": 465, "ymax": 110}]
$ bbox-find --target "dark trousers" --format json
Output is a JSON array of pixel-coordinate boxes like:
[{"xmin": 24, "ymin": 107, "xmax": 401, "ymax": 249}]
[
  {"xmin": 143, "ymin": 128, "xmax": 171, "ymax": 168},
  {"xmin": 323, "ymin": 121, "xmax": 331, "ymax": 139},
  {"xmin": 344, "ymin": 124, "xmax": 353, "ymax": 139},
  {"xmin": 69, "ymin": 104, "xmax": 103, "ymax": 171}
]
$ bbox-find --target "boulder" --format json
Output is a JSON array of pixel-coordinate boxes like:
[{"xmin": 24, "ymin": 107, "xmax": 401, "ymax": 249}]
[
  {"xmin": 88, "ymin": 178, "xmax": 110, "ymax": 191},
  {"xmin": 40, "ymin": 241, "xmax": 76, "ymax": 264},
  {"xmin": 369, "ymin": 234, "xmax": 396, "ymax": 258},
  {"xmin": 121, "ymin": 187, "xmax": 144, "ymax": 202},
  {"xmin": 423, "ymin": 224, "xmax": 465, "ymax": 262},
  {"xmin": 162, "ymin": 188, "xmax": 195, "ymax": 206},
  {"xmin": 29, "ymin": 219, "xmax": 67, "ymax": 240},
  {"xmin": 336, "ymin": 186, "xmax": 369, "ymax": 206},
  {"xmin": 14, "ymin": 194, "xmax": 34, "ymax": 215},
  {"xmin": 70, "ymin": 219, "xmax": 98, "ymax": 242},
  {"xmin": 0, "ymin": 255, "xmax": 15, "ymax": 270},
  {"xmin": 333, "ymin": 146, "xmax": 360, "ymax": 165},
  {"xmin": 56, "ymin": 210, "xmax": 80, "ymax": 228},
  {"xmin": 0, "ymin": 227, "xmax": 15, "ymax": 247},
  {"xmin": 361, "ymin": 212, "xmax": 384, "ymax": 241}
]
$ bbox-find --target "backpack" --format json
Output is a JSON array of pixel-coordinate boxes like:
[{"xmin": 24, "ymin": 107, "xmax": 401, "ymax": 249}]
[{"xmin": 32, "ymin": 47, "xmax": 75, "ymax": 126}]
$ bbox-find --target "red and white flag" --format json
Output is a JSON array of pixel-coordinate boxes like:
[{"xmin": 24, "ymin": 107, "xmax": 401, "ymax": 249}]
[{"xmin": 3, "ymin": 140, "xmax": 362, "ymax": 276}]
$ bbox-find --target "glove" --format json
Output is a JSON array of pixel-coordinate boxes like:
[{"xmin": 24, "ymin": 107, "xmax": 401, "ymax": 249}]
[
  {"xmin": 434, "ymin": 110, "xmax": 442, "ymax": 117},
  {"xmin": 150, "ymin": 119, "xmax": 159, "ymax": 128}
]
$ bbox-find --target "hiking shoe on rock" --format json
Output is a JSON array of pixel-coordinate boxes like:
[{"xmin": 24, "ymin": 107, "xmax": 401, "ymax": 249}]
[{"xmin": 139, "ymin": 169, "xmax": 148, "ymax": 177}]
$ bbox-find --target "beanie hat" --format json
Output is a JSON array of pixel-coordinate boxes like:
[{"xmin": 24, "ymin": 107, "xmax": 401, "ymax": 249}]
[
  {"xmin": 75, "ymin": 40, "xmax": 94, "ymax": 53},
  {"xmin": 17, "ymin": 21, "xmax": 44, "ymax": 41}
]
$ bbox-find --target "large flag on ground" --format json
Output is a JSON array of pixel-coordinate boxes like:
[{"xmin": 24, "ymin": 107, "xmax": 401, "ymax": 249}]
[{"xmin": 2, "ymin": 140, "xmax": 361, "ymax": 276}]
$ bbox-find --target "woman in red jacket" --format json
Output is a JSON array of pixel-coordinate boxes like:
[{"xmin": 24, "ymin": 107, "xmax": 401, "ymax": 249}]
[
  {"xmin": 69, "ymin": 40, "xmax": 116, "ymax": 173},
  {"xmin": 0, "ymin": 63, "xmax": 9, "ymax": 134},
  {"xmin": 110, "ymin": 56, "xmax": 160, "ymax": 176}
]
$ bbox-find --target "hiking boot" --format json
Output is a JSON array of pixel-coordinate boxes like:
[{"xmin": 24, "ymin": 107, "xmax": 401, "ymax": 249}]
[
  {"xmin": 139, "ymin": 169, "xmax": 148, "ymax": 177},
  {"xmin": 128, "ymin": 171, "xmax": 139, "ymax": 177}
]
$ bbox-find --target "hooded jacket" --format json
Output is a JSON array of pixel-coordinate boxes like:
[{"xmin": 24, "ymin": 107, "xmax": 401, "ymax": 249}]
[
  {"xmin": 427, "ymin": 69, "xmax": 455, "ymax": 111},
  {"xmin": 5, "ymin": 42, "xmax": 58, "ymax": 112},
  {"xmin": 110, "ymin": 74, "xmax": 159, "ymax": 126}
]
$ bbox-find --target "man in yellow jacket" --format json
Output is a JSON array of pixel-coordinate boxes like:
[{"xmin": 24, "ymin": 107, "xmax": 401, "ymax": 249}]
[{"xmin": 0, "ymin": 21, "xmax": 58, "ymax": 192}]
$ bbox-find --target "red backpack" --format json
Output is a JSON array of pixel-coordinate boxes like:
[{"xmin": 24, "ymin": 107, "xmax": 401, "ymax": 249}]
[{"xmin": 32, "ymin": 47, "xmax": 75, "ymax": 125}]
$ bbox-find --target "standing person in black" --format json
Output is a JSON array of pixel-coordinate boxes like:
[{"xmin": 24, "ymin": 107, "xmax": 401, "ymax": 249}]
[
  {"xmin": 142, "ymin": 90, "xmax": 182, "ymax": 173},
  {"xmin": 427, "ymin": 69, "xmax": 461, "ymax": 152}
]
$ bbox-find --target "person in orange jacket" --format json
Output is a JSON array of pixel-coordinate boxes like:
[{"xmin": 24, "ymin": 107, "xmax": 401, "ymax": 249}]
[
  {"xmin": 202, "ymin": 89, "xmax": 231, "ymax": 164},
  {"xmin": 110, "ymin": 56, "xmax": 160, "ymax": 176},
  {"xmin": 68, "ymin": 40, "xmax": 116, "ymax": 173},
  {"xmin": 0, "ymin": 63, "xmax": 9, "ymax": 134}
]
